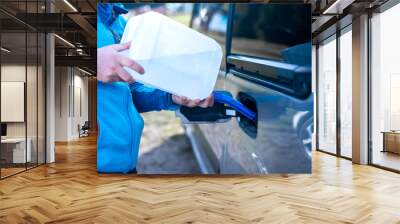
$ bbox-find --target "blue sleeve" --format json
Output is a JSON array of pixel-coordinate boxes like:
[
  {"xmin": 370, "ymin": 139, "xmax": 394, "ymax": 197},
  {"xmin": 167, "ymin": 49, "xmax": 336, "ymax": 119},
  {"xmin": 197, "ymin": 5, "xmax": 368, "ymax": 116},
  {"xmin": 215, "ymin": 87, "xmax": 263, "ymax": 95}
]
[{"xmin": 129, "ymin": 83, "xmax": 180, "ymax": 113}]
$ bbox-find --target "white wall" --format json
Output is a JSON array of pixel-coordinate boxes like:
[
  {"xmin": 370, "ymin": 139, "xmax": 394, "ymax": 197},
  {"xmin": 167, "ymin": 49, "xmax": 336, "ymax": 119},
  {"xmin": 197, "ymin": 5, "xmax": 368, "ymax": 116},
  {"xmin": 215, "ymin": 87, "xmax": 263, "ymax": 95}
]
[
  {"xmin": 1, "ymin": 63, "xmax": 46, "ymax": 164},
  {"xmin": 71, "ymin": 73, "xmax": 89, "ymax": 139},
  {"xmin": 54, "ymin": 67, "xmax": 89, "ymax": 141},
  {"xmin": 1, "ymin": 65, "xmax": 26, "ymax": 140},
  {"xmin": 1, "ymin": 65, "xmax": 38, "ymax": 138},
  {"xmin": 1, "ymin": 64, "xmax": 26, "ymax": 135},
  {"xmin": 55, "ymin": 66, "xmax": 69, "ymax": 141}
]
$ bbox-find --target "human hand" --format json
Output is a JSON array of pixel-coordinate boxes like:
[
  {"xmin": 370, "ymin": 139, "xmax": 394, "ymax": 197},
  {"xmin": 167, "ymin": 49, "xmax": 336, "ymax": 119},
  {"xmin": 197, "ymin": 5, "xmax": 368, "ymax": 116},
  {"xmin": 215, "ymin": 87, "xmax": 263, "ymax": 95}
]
[
  {"xmin": 172, "ymin": 94, "xmax": 214, "ymax": 108},
  {"xmin": 97, "ymin": 42, "xmax": 144, "ymax": 83}
]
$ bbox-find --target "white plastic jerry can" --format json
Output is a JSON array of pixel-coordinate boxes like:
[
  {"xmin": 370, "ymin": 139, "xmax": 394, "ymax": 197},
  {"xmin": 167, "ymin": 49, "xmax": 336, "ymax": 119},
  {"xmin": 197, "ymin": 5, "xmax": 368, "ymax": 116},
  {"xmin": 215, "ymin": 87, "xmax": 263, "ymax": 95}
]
[{"xmin": 120, "ymin": 11, "xmax": 223, "ymax": 100}]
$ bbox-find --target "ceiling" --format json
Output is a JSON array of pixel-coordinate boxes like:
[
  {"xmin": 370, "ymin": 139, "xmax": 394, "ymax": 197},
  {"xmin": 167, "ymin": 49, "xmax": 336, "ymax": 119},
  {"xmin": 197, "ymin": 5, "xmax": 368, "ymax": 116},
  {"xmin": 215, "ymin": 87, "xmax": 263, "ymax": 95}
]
[
  {"xmin": 310, "ymin": 0, "xmax": 389, "ymax": 43},
  {"xmin": 0, "ymin": 0, "xmax": 97, "ymax": 73},
  {"xmin": 0, "ymin": 0, "xmax": 393, "ymax": 73}
]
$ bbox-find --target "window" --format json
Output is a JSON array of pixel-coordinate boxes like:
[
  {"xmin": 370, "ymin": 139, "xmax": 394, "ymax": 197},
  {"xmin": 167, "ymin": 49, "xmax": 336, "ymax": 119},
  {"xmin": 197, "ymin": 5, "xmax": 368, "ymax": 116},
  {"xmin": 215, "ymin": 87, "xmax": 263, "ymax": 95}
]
[
  {"xmin": 1, "ymin": 27, "xmax": 29, "ymax": 178},
  {"xmin": 227, "ymin": 4, "xmax": 312, "ymax": 99},
  {"xmin": 231, "ymin": 4, "xmax": 311, "ymax": 63},
  {"xmin": 339, "ymin": 28, "xmax": 352, "ymax": 158},
  {"xmin": 370, "ymin": 2, "xmax": 400, "ymax": 171},
  {"xmin": 0, "ymin": 0, "xmax": 46, "ymax": 179},
  {"xmin": 317, "ymin": 36, "xmax": 337, "ymax": 154}
]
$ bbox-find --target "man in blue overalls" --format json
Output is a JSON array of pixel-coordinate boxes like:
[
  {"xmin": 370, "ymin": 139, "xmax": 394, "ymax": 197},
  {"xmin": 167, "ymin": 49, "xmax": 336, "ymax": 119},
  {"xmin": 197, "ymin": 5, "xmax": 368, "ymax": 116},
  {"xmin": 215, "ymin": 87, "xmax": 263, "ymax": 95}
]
[{"xmin": 97, "ymin": 3, "xmax": 214, "ymax": 173}]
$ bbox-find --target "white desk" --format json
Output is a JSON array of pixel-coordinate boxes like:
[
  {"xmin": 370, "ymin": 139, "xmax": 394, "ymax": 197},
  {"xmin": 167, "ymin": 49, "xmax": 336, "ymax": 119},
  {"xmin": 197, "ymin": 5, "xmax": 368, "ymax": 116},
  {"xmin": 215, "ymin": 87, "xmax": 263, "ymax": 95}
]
[{"xmin": 1, "ymin": 138, "xmax": 31, "ymax": 163}]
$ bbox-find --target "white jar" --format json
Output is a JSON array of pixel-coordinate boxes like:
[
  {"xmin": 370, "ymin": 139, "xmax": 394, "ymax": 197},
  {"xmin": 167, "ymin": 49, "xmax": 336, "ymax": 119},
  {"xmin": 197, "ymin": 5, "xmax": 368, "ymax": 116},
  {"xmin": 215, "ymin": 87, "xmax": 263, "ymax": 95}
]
[{"xmin": 120, "ymin": 11, "xmax": 223, "ymax": 100}]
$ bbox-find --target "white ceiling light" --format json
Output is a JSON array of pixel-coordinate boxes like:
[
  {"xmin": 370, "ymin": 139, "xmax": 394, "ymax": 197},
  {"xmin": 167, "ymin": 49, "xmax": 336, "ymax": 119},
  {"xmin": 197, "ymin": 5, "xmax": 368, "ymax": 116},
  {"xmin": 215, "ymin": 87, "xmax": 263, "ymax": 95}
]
[
  {"xmin": 78, "ymin": 67, "xmax": 93, "ymax": 76},
  {"xmin": 323, "ymin": 0, "xmax": 355, "ymax": 15},
  {"xmin": 1, "ymin": 47, "xmax": 11, "ymax": 53},
  {"xmin": 76, "ymin": 48, "xmax": 85, "ymax": 55},
  {"xmin": 63, "ymin": 0, "xmax": 78, "ymax": 12},
  {"xmin": 54, "ymin": 34, "xmax": 75, "ymax": 48}
]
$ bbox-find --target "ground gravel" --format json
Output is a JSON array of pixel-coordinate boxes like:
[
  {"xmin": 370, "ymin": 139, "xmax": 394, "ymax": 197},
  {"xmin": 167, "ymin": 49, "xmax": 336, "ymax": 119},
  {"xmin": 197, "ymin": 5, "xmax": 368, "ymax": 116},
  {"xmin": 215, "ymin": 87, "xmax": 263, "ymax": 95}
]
[{"xmin": 137, "ymin": 111, "xmax": 201, "ymax": 174}]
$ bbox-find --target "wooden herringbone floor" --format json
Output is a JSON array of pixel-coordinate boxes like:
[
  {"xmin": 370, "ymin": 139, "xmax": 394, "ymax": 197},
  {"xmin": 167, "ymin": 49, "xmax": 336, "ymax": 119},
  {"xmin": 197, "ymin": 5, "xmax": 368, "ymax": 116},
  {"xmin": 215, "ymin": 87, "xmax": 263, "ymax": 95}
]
[{"xmin": 1, "ymin": 135, "xmax": 400, "ymax": 224}]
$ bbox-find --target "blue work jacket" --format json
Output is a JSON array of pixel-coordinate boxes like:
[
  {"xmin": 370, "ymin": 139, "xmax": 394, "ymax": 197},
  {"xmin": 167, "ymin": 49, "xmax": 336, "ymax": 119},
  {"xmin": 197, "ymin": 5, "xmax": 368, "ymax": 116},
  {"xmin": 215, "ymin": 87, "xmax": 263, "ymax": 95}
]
[{"xmin": 97, "ymin": 3, "xmax": 178, "ymax": 173}]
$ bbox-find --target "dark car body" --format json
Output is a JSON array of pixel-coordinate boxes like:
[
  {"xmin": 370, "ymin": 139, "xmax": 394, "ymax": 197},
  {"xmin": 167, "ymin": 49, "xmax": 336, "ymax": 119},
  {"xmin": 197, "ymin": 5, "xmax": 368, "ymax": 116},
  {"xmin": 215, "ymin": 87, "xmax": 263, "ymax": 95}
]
[{"xmin": 184, "ymin": 3, "xmax": 313, "ymax": 174}]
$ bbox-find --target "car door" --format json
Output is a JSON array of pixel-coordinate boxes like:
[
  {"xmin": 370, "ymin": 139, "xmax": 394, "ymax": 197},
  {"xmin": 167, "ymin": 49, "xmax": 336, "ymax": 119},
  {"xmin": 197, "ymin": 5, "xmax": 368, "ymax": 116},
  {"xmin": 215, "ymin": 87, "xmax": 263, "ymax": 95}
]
[
  {"xmin": 188, "ymin": 3, "xmax": 313, "ymax": 174},
  {"xmin": 221, "ymin": 3, "xmax": 313, "ymax": 174}
]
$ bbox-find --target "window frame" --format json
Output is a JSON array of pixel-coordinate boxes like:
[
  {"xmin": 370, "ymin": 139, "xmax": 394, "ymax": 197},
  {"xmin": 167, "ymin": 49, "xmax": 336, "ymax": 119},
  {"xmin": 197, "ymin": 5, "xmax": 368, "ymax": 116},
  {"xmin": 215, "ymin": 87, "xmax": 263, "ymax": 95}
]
[
  {"xmin": 368, "ymin": 0, "xmax": 400, "ymax": 173},
  {"xmin": 225, "ymin": 3, "xmax": 312, "ymax": 100},
  {"xmin": 315, "ymin": 20, "xmax": 353, "ymax": 160},
  {"xmin": 0, "ymin": 0, "xmax": 47, "ymax": 180}
]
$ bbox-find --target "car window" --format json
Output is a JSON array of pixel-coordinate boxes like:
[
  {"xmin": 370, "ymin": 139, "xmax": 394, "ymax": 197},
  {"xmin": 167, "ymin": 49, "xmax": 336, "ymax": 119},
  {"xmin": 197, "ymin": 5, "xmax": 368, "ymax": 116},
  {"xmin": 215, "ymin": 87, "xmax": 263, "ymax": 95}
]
[
  {"xmin": 231, "ymin": 4, "xmax": 311, "ymax": 64},
  {"xmin": 191, "ymin": 3, "xmax": 229, "ymax": 70}
]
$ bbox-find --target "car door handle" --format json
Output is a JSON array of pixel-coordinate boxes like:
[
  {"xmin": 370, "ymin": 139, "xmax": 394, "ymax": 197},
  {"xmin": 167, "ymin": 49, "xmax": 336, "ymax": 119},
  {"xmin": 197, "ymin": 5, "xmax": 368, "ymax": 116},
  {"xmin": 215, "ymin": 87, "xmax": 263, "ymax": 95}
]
[{"xmin": 175, "ymin": 91, "xmax": 257, "ymax": 123}]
